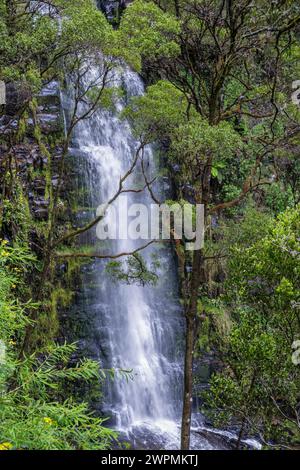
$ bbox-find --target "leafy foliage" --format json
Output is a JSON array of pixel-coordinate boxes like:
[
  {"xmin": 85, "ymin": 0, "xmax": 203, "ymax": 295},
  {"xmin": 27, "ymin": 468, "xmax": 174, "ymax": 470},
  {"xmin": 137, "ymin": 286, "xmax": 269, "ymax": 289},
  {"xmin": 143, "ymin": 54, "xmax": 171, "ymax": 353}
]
[
  {"xmin": 1, "ymin": 0, "xmax": 300, "ymax": 451},
  {"xmin": 203, "ymin": 207, "xmax": 300, "ymax": 448},
  {"xmin": 106, "ymin": 253, "xmax": 159, "ymax": 286},
  {"xmin": 119, "ymin": 0, "xmax": 180, "ymax": 71},
  {"xmin": 0, "ymin": 243, "xmax": 117, "ymax": 450}
]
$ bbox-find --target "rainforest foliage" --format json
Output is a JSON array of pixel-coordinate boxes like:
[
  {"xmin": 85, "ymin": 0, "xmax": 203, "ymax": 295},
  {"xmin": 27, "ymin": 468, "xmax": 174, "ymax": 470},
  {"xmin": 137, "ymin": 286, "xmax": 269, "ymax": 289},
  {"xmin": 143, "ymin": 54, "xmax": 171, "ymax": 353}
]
[
  {"xmin": 120, "ymin": 0, "xmax": 300, "ymax": 449},
  {"xmin": 0, "ymin": 0, "xmax": 300, "ymax": 451}
]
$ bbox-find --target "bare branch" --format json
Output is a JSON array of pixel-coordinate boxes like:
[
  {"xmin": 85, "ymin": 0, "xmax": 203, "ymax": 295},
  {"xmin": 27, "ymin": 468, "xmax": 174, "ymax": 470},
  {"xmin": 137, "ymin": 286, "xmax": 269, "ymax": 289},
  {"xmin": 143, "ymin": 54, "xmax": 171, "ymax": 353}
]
[{"xmin": 54, "ymin": 240, "xmax": 159, "ymax": 260}]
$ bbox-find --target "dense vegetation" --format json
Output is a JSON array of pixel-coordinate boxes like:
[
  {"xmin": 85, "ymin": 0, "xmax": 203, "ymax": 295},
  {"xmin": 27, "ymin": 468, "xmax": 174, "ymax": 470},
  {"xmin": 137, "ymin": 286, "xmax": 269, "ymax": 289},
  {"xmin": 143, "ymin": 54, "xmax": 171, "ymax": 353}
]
[{"xmin": 0, "ymin": 0, "xmax": 300, "ymax": 451}]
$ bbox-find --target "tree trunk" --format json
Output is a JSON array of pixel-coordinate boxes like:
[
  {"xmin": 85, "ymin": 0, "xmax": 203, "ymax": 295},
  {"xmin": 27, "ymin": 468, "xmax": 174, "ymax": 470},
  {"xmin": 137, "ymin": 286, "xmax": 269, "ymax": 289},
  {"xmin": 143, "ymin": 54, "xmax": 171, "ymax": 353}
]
[
  {"xmin": 6, "ymin": 0, "xmax": 16, "ymax": 35},
  {"xmin": 236, "ymin": 417, "xmax": 246, "ymax": 450},
  {"xmin": 181, "ymin": 249, "xmax": 203, "ymax": 449},
  {"xmin": 180, "ymin": 108, "xmax": 215, "ymax": 449},
  {"xmin": 181, "ymin": 315, "xmax": 195, "ymax": 449}
]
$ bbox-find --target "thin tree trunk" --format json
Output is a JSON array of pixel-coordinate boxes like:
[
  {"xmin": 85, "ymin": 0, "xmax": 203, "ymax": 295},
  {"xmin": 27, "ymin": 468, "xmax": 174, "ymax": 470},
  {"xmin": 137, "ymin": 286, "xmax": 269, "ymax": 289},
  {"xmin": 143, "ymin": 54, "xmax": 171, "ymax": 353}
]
[
  {"xmin": 181, "ymin": 249, "xmax": 203, "ymax": 449},
  {"xmin": 181, "ymin": 315, "xmax": 195, "ymax": 449},
  {"xmin": 180, "ymin": 149, "xmax": 212, "ymax": 449},
  {"xmin": 6, "ymin": 0, "xmax": 16, "ymax": 35},
  {"xmin": 236, "ymin": 417, "xmax": 246, "ymax": 450}
]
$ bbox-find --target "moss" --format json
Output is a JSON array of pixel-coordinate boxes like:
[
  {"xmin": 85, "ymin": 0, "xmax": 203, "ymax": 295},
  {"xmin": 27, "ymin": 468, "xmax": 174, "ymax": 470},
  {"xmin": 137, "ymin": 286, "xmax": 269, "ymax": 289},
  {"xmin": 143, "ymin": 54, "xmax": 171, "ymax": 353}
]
[
  {"xmin": 16, "ymin": 112, "xmax": 28, "ymax": 142},
  {"xmin": 51, "ymin": 287, "xmax": 73, "ymax": 320},
  {"xmin": 1, "ymin": 177, "xmax": 32, "ymax": 244},
  {"xmin": 211, "ymin": 309, "xmax": 232, "ymax": 342},
  {"xmin": 66, "ymin": 257, "xmax": 81, "ymax": 282},
  {"xmin": 16, "ymin": 182, "xmax": 32, "ymax": 244},
  {"xmin": 44, "ymin": 147, "xmax": 52, "ymax": 211},
  {"xmin": 30, "ymin": 287, "xmax": 74, "ymax": 349},
  {"xmin": 0, "ymin": 79, "xmax": 74, "ymax": 353},
  {"xmin": 32, "ymin": 220, "xmax": 48, "ymax": 239}
]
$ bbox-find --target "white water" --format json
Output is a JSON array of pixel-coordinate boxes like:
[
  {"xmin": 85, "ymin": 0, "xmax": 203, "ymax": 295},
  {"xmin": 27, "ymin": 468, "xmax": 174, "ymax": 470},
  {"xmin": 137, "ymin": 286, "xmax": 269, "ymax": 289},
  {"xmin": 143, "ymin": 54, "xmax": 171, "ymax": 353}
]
[
  {"xmin": 61, "ymin": 62, "xmax": 262, "ymax": 450},
  {"xmin": 36, "ymin": 0, "xmax": 261, "ymax": 451},
  {"xmin": 65, "ymin": 65, "xmax": 187, "ymax": 448}
]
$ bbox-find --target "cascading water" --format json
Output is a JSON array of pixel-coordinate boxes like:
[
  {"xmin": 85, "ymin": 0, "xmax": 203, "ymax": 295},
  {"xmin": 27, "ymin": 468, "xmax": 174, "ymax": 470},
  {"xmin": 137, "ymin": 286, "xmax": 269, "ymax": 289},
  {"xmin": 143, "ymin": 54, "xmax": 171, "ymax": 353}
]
[
  {"xmin": 62, "ymin": 57, "xmax": 261, "ymax": 451},
  {"xmin": 64, "ymin": 64, "xmax": 192, "ymax": 449}
]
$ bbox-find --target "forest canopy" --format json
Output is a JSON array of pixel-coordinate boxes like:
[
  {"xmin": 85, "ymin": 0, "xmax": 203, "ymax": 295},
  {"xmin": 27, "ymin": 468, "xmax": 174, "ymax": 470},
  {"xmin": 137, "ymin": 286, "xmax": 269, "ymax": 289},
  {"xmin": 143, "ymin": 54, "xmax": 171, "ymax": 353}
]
[{"xmin": 0, "ymin": 0, "xmax": 300, "ymax": 452}]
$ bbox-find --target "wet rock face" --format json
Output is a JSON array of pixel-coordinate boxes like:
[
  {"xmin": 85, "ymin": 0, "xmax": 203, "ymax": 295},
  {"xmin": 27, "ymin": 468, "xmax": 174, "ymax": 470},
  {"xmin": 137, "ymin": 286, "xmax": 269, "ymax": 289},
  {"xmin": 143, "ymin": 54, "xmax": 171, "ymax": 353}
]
[
  {"xmin": 98, "ymin": 0, "xmax": 131, "ymax": 21},
  {"xmin": 0, "ymin": 80, "xmax": 65, "ymax": 225},
  {"xmin": 5, "ymin": 82, "xmax": 32, "ymax": 116},
  {"xmin": 195, "ymin": 428, "xmax": 261, "ymax": 450}
]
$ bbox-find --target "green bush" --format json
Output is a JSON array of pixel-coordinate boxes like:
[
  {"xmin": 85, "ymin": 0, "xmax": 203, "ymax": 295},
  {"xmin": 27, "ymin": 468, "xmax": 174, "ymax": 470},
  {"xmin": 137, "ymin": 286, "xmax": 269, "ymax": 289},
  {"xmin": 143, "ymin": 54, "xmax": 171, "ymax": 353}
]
[{"xmin": 0, "ymin": 242, "xmax": 117, "ymax": 450}]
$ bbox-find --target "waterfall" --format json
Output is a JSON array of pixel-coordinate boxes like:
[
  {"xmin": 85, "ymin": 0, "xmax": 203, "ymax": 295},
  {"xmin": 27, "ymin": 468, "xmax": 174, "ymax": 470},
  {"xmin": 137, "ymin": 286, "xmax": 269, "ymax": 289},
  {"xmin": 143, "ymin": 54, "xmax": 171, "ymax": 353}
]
[
  {"xmin": 64, "ymin": 64, "xmax": 191, "ymax": 449},
  {"xmin": 62, "ymin": 57, "xmax": 261, "ymax": 453}
]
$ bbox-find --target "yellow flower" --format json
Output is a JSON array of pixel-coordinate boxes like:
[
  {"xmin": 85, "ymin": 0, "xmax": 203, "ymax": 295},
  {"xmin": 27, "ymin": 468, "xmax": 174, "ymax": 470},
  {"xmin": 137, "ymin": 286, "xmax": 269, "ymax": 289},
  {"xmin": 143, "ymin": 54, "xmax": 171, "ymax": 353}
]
[
  {"xmin": 0, "ymin": 442, "xmax": 13, "ymax": 450},
  {"xmin": 43, "ymin": 417, "xmax": 54, "ymax": 426},
  {"xmin": 9, "ymin": 340, "xmax": 16, "ymax": 346},
  {"xmin": 11, "ymin": 284, "xmax": 16, "ymax": 289}
]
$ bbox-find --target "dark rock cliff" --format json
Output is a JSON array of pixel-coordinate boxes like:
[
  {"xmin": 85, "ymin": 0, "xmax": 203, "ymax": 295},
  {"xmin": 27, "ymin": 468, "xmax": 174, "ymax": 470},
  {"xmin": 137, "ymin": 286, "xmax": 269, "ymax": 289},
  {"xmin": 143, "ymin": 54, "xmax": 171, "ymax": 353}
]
[{"xmin": 97, "ymin": 0, "xmax": 131, "ymax": 22}]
